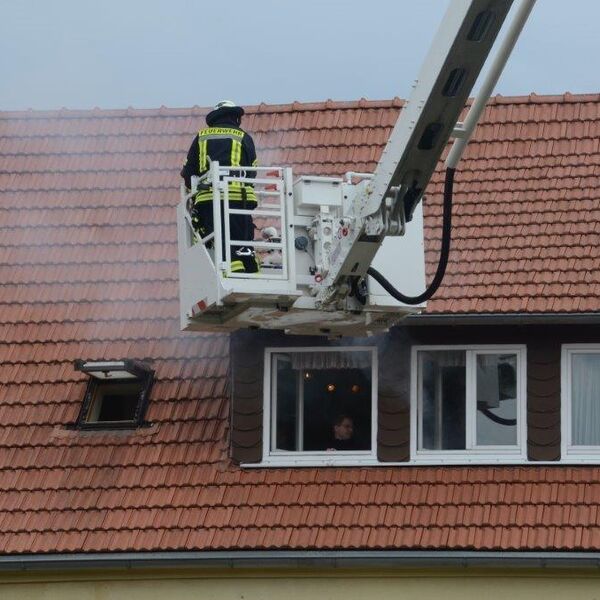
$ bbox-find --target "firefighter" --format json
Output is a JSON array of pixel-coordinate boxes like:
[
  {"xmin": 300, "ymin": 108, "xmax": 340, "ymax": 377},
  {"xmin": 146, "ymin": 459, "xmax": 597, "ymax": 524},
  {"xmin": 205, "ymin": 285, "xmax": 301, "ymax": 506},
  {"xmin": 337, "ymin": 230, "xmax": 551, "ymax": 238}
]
[{"xmin": 181, "ymin": 100, "xmax": 259, "ymax": 273}]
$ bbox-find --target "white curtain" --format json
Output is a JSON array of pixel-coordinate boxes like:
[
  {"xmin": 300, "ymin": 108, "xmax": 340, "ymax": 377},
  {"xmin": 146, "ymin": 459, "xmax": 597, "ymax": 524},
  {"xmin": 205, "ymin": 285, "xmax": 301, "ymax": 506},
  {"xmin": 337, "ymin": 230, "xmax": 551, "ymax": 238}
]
[
  {"xmin": 289, "ymin": 351, "xmax": 371, "ymax": 370},
  {"xmin": 572, "ymin": 353, "xmax": 600, "ymax": 445},
  {"xmin": 420, "ymin": 350, "xmax": 466, "ymax": 368}
]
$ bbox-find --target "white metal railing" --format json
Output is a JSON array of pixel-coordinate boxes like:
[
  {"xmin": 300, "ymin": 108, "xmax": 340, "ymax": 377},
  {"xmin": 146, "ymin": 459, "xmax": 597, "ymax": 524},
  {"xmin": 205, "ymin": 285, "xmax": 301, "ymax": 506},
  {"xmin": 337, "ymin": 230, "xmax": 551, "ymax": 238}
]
[{"xmin": 182, "ymin": 162, "xmax": 293, "ymax": 282}]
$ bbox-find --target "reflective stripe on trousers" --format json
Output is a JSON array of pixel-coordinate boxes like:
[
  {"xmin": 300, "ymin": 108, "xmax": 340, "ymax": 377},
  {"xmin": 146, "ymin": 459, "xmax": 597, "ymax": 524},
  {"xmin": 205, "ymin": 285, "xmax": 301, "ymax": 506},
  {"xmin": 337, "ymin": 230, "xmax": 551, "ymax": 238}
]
[{"xmin": 194, "ymin": 187, "xmax": 257, "ymax": 203}]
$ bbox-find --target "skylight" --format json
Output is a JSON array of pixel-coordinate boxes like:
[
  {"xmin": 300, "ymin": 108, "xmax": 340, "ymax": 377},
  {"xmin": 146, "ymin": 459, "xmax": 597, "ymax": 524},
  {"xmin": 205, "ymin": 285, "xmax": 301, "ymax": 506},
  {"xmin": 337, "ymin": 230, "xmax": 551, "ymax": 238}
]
[{"xmin": 73, "ymin": 359, "xmax": 154, "ymax": 430}]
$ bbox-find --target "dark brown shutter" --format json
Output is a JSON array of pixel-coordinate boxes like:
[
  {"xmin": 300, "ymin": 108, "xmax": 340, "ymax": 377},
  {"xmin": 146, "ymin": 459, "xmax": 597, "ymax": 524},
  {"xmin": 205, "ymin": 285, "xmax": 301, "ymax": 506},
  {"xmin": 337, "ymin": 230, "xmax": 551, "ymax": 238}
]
[
  {"xmin": 230, "ymin": 331, "xmax": 264, "ymax": 464},
  {"xmin": 527, "ymin": 338, "xmax": 561, "ymax": 461},
  {"xmin": 377, "ymin": 329, "xmax": 411, "ymax": 462}
]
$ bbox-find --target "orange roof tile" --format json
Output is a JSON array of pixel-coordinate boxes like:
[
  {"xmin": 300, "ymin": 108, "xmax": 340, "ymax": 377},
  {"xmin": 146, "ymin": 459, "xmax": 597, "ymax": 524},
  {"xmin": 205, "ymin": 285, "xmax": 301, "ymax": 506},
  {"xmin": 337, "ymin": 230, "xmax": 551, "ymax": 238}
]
[{"xmin": 0, "ymin": 94, "xmax": 600, "ymax": 555}]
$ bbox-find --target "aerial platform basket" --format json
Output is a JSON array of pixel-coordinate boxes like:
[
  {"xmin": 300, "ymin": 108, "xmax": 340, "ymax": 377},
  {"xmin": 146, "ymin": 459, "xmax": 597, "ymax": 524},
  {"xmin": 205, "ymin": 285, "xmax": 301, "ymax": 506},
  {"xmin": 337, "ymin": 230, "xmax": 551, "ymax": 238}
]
[{"xmin": 177, "ymin": 162, "xmax": 426, "ymax": 337}]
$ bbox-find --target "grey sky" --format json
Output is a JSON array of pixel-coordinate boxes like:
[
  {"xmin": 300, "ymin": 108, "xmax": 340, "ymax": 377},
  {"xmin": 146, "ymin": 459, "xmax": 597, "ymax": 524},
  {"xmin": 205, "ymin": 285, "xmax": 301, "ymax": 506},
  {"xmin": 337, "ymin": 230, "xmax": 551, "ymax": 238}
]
[{"xmin": 1, "ymin": 0, "xmax": 598, "ymax": 111}]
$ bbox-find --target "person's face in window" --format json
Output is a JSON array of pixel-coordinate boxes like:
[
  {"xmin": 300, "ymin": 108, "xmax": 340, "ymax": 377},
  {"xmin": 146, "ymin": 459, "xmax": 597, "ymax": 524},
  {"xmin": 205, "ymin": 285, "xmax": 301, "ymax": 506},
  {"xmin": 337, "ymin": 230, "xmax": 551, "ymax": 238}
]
[{"xmin": 334, "ymin": 417, "xmax": 354, "ymax": 441}]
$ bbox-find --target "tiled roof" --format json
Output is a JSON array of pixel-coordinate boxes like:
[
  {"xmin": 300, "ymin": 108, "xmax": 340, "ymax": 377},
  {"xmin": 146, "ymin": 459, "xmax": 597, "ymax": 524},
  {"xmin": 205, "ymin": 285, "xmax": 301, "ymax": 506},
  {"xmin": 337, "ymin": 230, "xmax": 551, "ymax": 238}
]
[
  {"xmin": 3, "ymin": 94, "xmax": 598, "ymax": 315},
  {"xmin": 0, "ymin": 94, "xmax": 599, "ymax": 554}
]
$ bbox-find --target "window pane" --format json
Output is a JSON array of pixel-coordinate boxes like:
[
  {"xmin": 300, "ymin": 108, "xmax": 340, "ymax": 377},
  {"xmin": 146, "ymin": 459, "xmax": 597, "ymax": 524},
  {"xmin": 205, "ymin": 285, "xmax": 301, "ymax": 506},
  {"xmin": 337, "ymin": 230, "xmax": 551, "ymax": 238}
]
[
  {"xmin": 87, "ymin": 381, "xmax": 142, "ymax": 423},
  {"xmin": 419, "ymin": 350, "xmax": 466, "ymax": 450},
  {"xmin": 97, "ymin": 394, "xmax": 138, "ymax": 422},
  {"xmin": 571, "ymin": 353, "xmax": 600, "ymax": 446},
  {"xmin": 476, "ymin": 354, "xmax": 518, "ymax": 446},
  {"xmin": 274, "ymin": 356, "xmax": 297, "ymax": 450},
  {"xmin": 271, "ymin": 350, "xmax": 373, "ymax": 453},
  {"xmin": 302, "ymin": 358, "xmax": 372, "ymax": 451}
]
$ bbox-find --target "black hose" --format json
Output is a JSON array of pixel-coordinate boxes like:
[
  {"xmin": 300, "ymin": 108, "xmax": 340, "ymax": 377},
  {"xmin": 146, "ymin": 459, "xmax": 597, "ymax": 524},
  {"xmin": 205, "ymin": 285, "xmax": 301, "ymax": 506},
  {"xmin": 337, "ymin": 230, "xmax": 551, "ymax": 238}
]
[
  {"xmin": 366, "ymin": 167, "xmax": 455, "ymax": 305},
  {"xmin": 479, "ymin": 406, "xmax": 517, "ymax": 427}
]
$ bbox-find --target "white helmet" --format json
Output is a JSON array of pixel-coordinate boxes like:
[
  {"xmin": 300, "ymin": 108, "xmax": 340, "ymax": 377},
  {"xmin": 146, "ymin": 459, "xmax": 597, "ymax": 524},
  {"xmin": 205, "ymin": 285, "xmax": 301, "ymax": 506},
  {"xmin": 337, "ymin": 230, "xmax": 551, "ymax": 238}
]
[{"xmin": 206, "ymin": 100, "xmax": 244, "ymax": 125}]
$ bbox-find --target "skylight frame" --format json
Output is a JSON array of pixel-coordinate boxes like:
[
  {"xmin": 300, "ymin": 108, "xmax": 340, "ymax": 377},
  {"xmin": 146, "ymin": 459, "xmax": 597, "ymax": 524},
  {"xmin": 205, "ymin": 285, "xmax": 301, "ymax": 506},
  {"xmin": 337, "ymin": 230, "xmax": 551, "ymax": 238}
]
[{"xmin": 73, "ymin": 359, "xmax": 155, "ymax": 430}]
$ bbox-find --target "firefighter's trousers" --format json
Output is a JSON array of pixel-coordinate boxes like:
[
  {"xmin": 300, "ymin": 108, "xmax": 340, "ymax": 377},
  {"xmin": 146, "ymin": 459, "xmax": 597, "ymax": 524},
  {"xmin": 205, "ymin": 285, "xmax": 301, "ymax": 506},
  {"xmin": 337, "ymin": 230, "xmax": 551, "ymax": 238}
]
[{"xmin": 192, "ymin": 201, "xmax": 259, "ymax": 274}]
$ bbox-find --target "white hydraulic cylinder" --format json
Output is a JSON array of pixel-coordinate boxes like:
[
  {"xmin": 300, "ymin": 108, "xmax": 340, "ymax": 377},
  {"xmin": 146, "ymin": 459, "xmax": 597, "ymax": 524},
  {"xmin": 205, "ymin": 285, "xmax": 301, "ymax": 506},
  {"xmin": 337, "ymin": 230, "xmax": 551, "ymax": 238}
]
[{"xmin": 446, "ymin": 0, "xmax": 537, "ymax": 168}]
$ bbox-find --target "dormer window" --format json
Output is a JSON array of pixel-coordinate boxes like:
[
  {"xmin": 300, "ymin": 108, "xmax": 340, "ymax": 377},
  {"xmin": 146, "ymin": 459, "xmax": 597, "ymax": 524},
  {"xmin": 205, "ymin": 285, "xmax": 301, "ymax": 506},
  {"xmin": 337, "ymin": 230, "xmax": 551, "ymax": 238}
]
[
  {"xmin": 73, "ymin": 360, "xmax": 154, "ymax": 429},
  {"xmin": 411, "ymin": 345, "xmax": 527, "ymax": 463},
  {"xmin": 262, "ymin": 346, "xmax": 378, "ymax": 466}
]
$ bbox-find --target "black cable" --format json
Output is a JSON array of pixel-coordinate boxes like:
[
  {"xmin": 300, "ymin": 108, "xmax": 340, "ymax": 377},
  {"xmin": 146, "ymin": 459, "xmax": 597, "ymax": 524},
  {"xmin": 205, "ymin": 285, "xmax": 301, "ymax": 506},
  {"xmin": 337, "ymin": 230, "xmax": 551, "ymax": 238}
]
[
  {"xmin": 366, "ymin": 167, "xmax": 456, "ymax": 305},
  {"xmin": 479, "ymin": 406, "xmax": 517, "ymax": 427}
]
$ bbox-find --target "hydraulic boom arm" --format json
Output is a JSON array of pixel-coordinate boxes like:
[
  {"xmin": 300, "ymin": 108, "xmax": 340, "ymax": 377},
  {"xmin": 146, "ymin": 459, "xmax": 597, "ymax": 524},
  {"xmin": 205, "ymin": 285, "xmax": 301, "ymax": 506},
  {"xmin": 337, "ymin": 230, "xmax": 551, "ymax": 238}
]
[
  {"xmin": 177, "ymin": 0, "xmax": 536, "ymax": 337},
  {"xmin": 315, "ymin": 0, "xmax": 535, "ymax": 308}
]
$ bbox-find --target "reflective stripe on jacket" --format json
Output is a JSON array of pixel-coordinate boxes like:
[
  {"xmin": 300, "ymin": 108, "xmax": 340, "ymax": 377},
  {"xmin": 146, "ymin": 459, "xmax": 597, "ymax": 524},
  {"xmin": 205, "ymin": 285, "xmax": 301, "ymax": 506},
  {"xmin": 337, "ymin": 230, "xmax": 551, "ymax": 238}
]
[{"xmin": 195, "ymin": 126, "xmax": 256, "ymax": 203}]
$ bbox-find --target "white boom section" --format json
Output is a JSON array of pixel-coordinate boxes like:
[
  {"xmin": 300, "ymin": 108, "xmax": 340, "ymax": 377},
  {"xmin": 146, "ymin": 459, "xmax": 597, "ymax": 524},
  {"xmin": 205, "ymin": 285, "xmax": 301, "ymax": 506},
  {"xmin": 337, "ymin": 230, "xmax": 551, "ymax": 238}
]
[
  {"xmin": 177, "ymin": 0, "xmax": 535, "ymax": 337},
  {"xmin": 314, "ymin": 0, "xmax": 522, "ymax": 306}
]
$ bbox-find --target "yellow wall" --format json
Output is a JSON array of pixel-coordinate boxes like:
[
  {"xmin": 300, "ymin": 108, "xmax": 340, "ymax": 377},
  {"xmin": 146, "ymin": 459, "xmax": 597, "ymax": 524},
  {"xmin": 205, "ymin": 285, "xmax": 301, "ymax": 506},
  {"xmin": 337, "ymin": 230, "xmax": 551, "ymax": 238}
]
[{"xmin": 2, "ymin": 568, "xmax": 600, "ymax": 600}]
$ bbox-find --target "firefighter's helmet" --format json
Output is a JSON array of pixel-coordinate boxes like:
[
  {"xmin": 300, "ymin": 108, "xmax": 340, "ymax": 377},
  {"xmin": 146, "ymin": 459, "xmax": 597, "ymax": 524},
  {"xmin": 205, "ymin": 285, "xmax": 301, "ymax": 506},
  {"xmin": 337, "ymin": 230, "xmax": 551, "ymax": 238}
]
[{"xmin": 206, "ymin": 100, "xmax": 244, "ymax": 126}]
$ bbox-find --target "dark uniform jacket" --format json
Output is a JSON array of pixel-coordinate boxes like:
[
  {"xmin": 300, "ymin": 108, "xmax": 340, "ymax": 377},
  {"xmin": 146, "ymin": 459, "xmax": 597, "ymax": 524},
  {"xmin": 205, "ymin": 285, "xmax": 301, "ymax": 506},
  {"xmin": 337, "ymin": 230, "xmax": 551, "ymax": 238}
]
[
  {"xmin": 180, "ymin": 116, "xmax": 258, "ymax": 203},
  {"xmin": 326, "ymin": 436, "xmax": 360, "ymax": 451}
]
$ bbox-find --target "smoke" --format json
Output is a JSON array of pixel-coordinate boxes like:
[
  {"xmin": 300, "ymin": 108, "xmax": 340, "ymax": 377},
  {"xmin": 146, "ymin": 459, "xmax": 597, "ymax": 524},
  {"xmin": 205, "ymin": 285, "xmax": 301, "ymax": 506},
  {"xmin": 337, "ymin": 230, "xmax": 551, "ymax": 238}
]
[{"xmin": 0, "ymin": 108, "xmax": 221, "ymax": 372}]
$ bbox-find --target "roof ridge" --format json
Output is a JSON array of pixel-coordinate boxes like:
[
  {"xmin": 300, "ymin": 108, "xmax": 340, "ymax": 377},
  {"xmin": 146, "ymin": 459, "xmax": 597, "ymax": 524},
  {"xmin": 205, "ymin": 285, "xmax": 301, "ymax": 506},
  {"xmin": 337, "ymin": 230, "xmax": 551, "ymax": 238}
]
[
  {"xmin": 0, "ymin": 98, "xmax": 404, "ymax": 120},
  {"xmin": 1, "ymin": 93, "xmax": 598, "ymax": 120}
]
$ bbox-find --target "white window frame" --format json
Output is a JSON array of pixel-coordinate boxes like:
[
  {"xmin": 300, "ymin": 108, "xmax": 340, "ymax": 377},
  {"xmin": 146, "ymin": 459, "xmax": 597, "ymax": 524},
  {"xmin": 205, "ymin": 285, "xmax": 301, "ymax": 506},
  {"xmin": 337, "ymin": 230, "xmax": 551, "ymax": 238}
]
[
  {"xmin": 261, "ymin": 346, "xmax": 378, "ymax": 467},
  {"xmin": 410, "ymin": 345, "xmax": 527, "ymax": 464},
  {"xmin": 561, "ymin": 344, "xmax": 600, "ymax": 461}
]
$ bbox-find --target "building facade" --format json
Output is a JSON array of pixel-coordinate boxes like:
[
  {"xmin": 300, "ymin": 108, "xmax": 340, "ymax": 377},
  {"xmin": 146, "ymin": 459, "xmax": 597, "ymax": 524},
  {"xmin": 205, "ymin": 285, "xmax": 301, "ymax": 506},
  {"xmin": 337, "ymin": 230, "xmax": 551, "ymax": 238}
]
[{"xmin": 0, "ymin": 94, "xmax": 599, "ymax": 596}]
